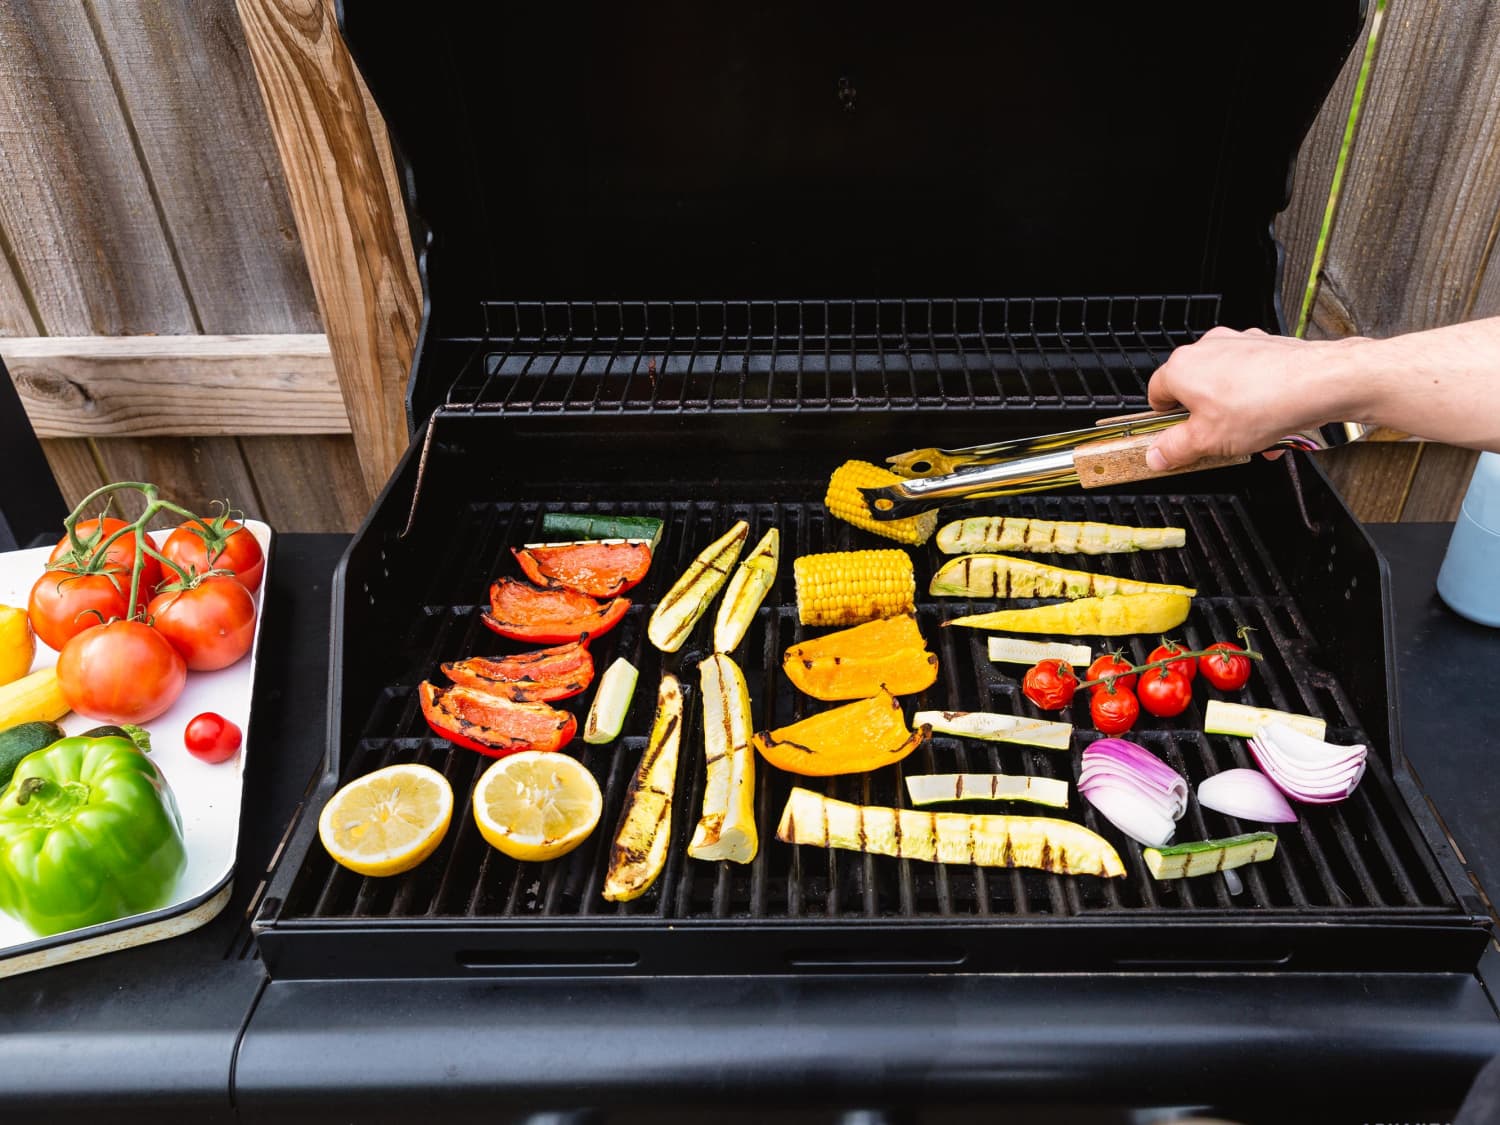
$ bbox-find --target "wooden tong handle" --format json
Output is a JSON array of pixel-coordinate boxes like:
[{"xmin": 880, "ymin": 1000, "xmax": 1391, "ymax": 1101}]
[
  {"xmin": 1092, "ymin": 408, "xmax": 1182, "ymax": 427},
  {"xmin": 1074, "ymin": 432, "xmax": 1249, "ymax": 488}
]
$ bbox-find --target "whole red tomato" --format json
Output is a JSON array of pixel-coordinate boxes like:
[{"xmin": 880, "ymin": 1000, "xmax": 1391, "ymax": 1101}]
[
  {"xmin": 1022, "ymin": 660, "xmax": 1077, "ymax": 710},
  {"xmin": 1201, "ymin": 643, "xmax": 1253, "ymax": 691},
  {"xmin": 1086, "ymin": 652, "xmax": 1137, "ymax": 693},
  {"xmin": 1138, "ymin": 666, "xmax": 1193, "ymax": 718},
  {"xmin": 1147, "ymin": 639, "xmax": 1197, "ymax": 682},
  {"xmin": 28, "ymin": 569, "xmax": 133, "ymax": 651},
  {"xmin": 184, "ymin": 712, "xmax": 243, "ymax": 763},
  {"xmin": 48, "ymin": 517, "xmax": 161, "ymax": 595},
  {"xmin": 57, "ymin": 619, "xmax": 186, "ymax": 724},
  {"xmin": 161, "ymin": 519, "xmax": 264, "ymax": 593},
  {"xmin": 148, "ymin": 576, "xmax": 256, "ymax": 671},
  {"xmin": 1090, "ymin": 683, "xmax": 1139, "ymax": 735}
]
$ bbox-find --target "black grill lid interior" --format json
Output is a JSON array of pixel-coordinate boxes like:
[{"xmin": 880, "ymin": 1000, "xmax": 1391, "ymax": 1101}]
[{"xmin": 341, "ymin": 2, "xmax": 1363, "ymax": 386}]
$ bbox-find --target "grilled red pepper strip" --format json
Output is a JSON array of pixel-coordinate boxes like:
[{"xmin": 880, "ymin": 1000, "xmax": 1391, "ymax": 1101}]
[
  {"xmin": 441, "ymin": 640, "xmax": 595, "ymax": 703},
  {"xmin": 482, "ymin": 578, "xmax": 629, "ymax": 644},
  {"xmin": 512, "ymin": 541, "xmax": 652, "ymax": 599},
  {"xmin": 418, "ymin": 681, "xmax": 577, "ymax": 756}
]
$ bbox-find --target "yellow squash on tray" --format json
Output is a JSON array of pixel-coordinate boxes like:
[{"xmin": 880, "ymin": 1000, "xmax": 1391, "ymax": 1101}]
[
  {"xmin": 782, "ymin": 612, "xmax": 937, "ymax": 700},
  {"xmin": 753, "ymin": 689, "xmax": 929, "ymax": 777}
]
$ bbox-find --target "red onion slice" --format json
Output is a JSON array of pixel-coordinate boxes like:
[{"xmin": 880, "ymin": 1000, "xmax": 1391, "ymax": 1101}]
[
  {"xmin": 1078, "ymin": 781, "xmax": 1178, "ymax": 847},
  {"xmin": 1197, "ymin": 769, "xmax": 1298, "ymax": 823},
  {"xmin": 1249, "ymin": 724, "xmax": 1367, "ymax": 805}
]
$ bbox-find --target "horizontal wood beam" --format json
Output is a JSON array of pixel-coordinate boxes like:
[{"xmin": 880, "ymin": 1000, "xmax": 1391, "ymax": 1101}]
[{"xmin": 2, "ymin": 334, "xmax": 350, "ymax": 438}]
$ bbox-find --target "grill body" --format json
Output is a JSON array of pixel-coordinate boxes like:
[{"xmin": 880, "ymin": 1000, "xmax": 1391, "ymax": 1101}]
[{"xmin": 252, "ymin": 300, "xmax": 1489, "ymax": 980}]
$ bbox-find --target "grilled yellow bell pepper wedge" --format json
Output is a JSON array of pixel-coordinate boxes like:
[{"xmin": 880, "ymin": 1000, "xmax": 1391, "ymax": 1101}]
[
  {"xmin": 603, "ymin": 675, "xmax": 683, "ymax": 901},
  {"xmin": 648, "ymin": 522, "xmax": 748, "ymax": 653},
  {"xmin": 0, "ymin": 726, "xmax": 186, "ymax": 935}
]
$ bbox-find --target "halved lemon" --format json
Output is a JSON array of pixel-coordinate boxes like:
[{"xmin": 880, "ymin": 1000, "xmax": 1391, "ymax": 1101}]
[
  {"xmin": 318, "ymin": 763, "xmax": 454, "ymax": 877},
  {"xmin": 473, "ymin": 751, "xmax": 603, "ymax": 862}
]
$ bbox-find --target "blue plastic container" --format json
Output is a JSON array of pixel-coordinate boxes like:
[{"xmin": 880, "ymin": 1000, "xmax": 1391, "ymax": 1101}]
[{"xmin": 1436, "ymin": 451, "xmax": 1500, "ymax": 627}]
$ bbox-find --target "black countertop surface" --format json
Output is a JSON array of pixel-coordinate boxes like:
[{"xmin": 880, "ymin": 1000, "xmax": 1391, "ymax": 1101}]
[{"xmin": 4, "ymin": 526, "xmax": 1499, "ymax": 1124}]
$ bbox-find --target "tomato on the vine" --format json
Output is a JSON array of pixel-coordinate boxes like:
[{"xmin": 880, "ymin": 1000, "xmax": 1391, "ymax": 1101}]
[
  {"xmin": 1138, "ymin": 666, "xmax": 1193, "ymax": 718},
  {"xmin": 48, "ymin": 517, "xmax": 161, "ymax": 595},
  {"xmin": 57, "ymin": 619, "xmax": 186, "ymax": 724},
  {"xmin": 184, "ymin": 712, "xmax": 243, "ymax": 763},
  {"xmin": 1022, "ymin": 660, "xmax": 1078, "ymax": 710},
  {"xmin": 161, "ymin": 518, "xmax": 264, "ymax": 593},
  {"xmin": 1086, "ymin": 652, "xmax": 1137, "ymax": 693},
  {"xmin": 1147, "ymin": 639, "xmax": 1197, "ymax": 682},
  {"xmin": 147, "ymin": 575, "xmax": 256, "ymax": 671},
  {"xmin": 1089, "ymin": 683, "xmax": 1139, "ymax": 735},
  {"xmin": 28, "ymin": 569, "xmax": 134, "ymax": 651},
  {"xmin": 1201, "ymin": 643, "xmax": 1254, "ymax": 691}
]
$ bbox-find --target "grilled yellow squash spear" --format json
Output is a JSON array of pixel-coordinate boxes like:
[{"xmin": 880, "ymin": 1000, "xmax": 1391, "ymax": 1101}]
[
  {"xmin": 930, "ymin": 554, "xmax": 1194, "ymax": 600},
  {"xmin": 943, "ymin": 592, "xmax": 1191, "ymax": 636},
  {"xmin": 713, "ymin": 528, "xmax": 779, "ymax": 653},
  {"xmin": 603, "ymin": 675, "xmax": 684, "ymax": 902},
  {"xmin": 687, "ymin": 653, "xmax": 757, "ymax": 863},
  {"xmin": 936, "ymin": 517, "xmax": 1185, "ymax": 555},
  {"xmin": 648, "ymin": 522, "xmax": 749, "ymax": 653},
  {"xmin": 775, "ymin": 788, "xmax": 1124, "ymax": 877}
]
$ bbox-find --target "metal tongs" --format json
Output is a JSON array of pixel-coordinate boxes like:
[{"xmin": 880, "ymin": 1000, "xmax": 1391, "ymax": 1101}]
[{"xmin": 861, "ymin": 411, "xmax": 1371, "ymax": 521}]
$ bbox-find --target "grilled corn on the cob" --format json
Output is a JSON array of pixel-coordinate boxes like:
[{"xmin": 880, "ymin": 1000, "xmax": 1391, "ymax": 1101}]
[
  {"xmin": 793, "ymin": 549, "xmax": 915, "ymax": 627},
  {"xmin": 825, "ymin": 460, "xmax": 938, "ymax": 545}
]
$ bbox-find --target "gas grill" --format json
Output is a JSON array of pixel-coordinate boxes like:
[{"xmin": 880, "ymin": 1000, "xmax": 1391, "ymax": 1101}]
[{"xmin": 238, "ymin": 0, "xmax": 1499, "ymax": 1115}]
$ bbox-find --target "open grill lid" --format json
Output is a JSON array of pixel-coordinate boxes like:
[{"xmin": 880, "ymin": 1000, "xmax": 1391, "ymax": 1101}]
[{"xmin": 342, "ymin": 1, "xmax": 1365, "ymax": 419}]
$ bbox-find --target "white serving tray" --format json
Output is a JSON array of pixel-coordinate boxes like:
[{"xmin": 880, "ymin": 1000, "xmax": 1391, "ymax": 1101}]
[{"xmin": 0, "ymin": 520, "xmax": 272, "ymax": 977}]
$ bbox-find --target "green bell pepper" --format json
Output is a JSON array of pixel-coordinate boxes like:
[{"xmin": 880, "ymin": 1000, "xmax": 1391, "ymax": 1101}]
[{"xmin": 0, "ymin": 727, "xmax": 186, "ymax": 936}]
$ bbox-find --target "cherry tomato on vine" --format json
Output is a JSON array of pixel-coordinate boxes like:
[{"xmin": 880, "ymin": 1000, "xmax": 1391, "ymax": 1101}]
[
  {"xmin": 1086, "ymin": 652, "xmax": 1137, "ymax": 693},
  {"xmin": 1022, "ymin": 660, "xmax": 1078, "ymax": 710},
  {"xmin": 48, "ymin": 517, "xmax": 161, "ymax": 594},
  {"xmin": 1147, "ymin": 639, "xmax": 1197, "ymax": 682},
  {"xmin": 184, "ymin": 712, "xmax": 243, "ymax": 764},
  {"xmin": 1201, "ymin": 643, "xmax": 1254, "ymax": 691},
  {"xmin": 147, "ymin": 575, "xmax": 257, "ymax": 671},
  {"xmin": 27, "ymin": 569, "xmax": 134, "ymax": 651},
  {"xmin": 1138, "ymin": 666, "xmax": 1193, "ymax": 718},
  {"xmin": 1089, "ymin": 683, "xmax": 1140, "ymax": 735},
  {"xmin": 57, "ymin": 618, "xmax": 186, "ymax": 724},
  {"xmin": 161, "ymin": 519, "xmax": 264, "ymax": 593}
]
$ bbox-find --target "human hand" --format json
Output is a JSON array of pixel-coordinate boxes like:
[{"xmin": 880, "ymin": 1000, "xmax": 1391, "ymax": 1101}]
[{"xmin": 1144, "ymin": 326, "xmax": 1361, "ymax": 471}]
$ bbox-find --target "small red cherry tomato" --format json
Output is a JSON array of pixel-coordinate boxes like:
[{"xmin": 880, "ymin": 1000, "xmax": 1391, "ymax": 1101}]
[
  {"xmin": 184, "ymin": 712, "xmax": 243, "ymax": 763},
  {"xmin": 1147, "ymin": 639, "xmax": 1197, "ymax": 682},
  {"xmin": 1086, "ymin": 652, "xmax": 1137, "ymax": 693},
  {"xmin": 1201, "ymin": 643, "xmax": 1254, "ymax": 691},
  {"xmin": 1089, "ymin": 683, "xmax": 1140, "ymax": 735},
  {"xmin": 1022, "ymin": 660, "xmax": 1077, "ymax": 710},
  {"xmin": 1138, "ymin": 666, "xmax": 1194, "ymax": 718}
]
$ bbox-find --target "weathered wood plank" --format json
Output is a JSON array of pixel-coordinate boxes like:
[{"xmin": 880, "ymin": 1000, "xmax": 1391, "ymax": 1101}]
[
  {"xmin": 1319, "ymin": 443, "xmax": 1423, "ymax": 523},
  {"xmin": 89, "ymin": 438, "xmax": 263, "ymax": 532},
  {"xmin": 0, "ymin": 0, "xmax": 196, "ymax": 334},
  {"xmin": 1276, "ymin": 3, "xmax": 1377, "ymax": 331},
  {"xmin": 37, "ymin": 438, "xmax": 105, "ymax": 517},
  {"xmin": 87, "ymin": 1, "xmax": 320, "ymax": 335},
  {"xmin": 238, "ymin": 435, "xmax": 366, "ymax": 532},
  {"xmin": 237, "ymin": 0, "xmax": 420, "ymax": 501},
  {"xmin": 3, "ymin": 334, "xmax": 347, "ymax": 438},
  {"xmin": 1311, "ymin": 0, "xmax": 1500, "ymax": 339},
  {"xmin": 0, "ymin": 236, "xmax": 38, "ymax": 337},
  {"xmin": 1400, "ymin": 442, "xmax": 1481, "ymax": 522}
]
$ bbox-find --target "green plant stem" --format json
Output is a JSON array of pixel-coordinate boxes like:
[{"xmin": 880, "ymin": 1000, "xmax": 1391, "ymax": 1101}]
[{"xmin": 1076, "ymin": 645, "xmax": 1263, "ymax": 693}]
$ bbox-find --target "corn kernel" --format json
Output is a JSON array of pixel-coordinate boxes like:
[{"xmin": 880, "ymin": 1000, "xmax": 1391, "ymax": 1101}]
[{"xmin": 824, "ymin": 460, "xmax": 938, "ymax": 546}]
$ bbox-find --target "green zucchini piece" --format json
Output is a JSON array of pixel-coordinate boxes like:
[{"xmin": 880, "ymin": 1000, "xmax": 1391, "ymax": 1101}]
[
  {"xmin": 1204, "ymin": 701, "xmax": 1325, "ymax": 741},
  {"xmin": 584, "ymin": 658, "xmax": 639, "ymax": 745},
  {"xmin": 1142, "ymin": 832, "xmax": 1278, "ymax": 879},
  {"xmin": 986, "ymin": 636, "xmax": 1093, "ymax": 668},
  {"xmin": 0, "ymin": 720, "xmax": 67, "ymax": 790},
  {"xmin": 905, "ymin": 773, "xmax": 1068, "ymax": 809},
  {"xmin": 540, "ymin": 513, "xmax": 664, "ymax": 551}
]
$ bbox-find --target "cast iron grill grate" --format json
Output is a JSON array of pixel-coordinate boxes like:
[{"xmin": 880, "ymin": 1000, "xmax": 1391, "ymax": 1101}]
[
  {"xmin": 445, "ymin": 296, "xmax": 1220, "ymax": 414},
  {"xmin": 276, "ymin": 492, "xmax": 1456, "ymax": 938}
]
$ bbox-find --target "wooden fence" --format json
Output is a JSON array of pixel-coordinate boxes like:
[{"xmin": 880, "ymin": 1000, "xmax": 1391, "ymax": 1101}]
[{"xmin": 1, "ymin": 0, "xmax": 1494, "ymax": 531}]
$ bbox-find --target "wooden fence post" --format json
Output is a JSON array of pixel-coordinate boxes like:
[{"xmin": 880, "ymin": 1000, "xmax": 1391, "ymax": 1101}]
[{"xmin": 235, "ymin": 0, "xmax": 422, "ymax": 502}]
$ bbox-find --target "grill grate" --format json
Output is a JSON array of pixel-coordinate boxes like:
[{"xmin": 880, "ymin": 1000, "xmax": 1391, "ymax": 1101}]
[
  {"xmin": 444, "ymin": 296, "xmax": 1221, "ymax": 414},
  {"xmin": 276, "ymin": 491, "xmax": 1455, "ymax": 936}
]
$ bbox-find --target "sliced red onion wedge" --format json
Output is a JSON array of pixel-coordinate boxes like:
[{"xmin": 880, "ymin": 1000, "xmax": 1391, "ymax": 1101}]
[
  {"xmin": 1248, "ymin": 723, "xmax": 1367, "ymax": 805},
  {"xmin": 1079, "ymin": 738, "xmax": 1188, "ymax": 845},
  {"xmin": 1197, "ymin": 769, "xmax": 1298, "ymax": 823},
  {"xmin": 1079, "ymin": 781, "xmax": 1178, "ymax": 847}
]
